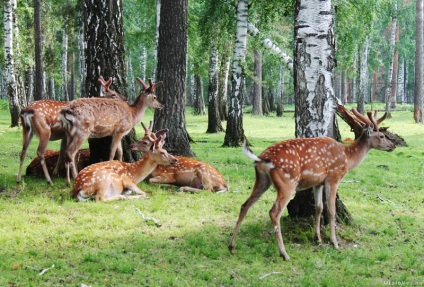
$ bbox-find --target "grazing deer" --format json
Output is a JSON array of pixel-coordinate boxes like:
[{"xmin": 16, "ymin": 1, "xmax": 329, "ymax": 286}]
[
  {"xmin": 228, "ymin": 109, "xmax": 396, "ymax": 260},
  {"xmin": 60, "ymin": 78, "xmax": 163, "ymax": 186},
  {"xmin": 130, "ymin": 123, "xmax": 228, "ymax": 193},
  {"xmin": 71, "ymin": 135, "xmax": 177, "ymax": 202},
  {"xmin": 16, "ymin": 76, "xmax": 120, "ymax": 185}
]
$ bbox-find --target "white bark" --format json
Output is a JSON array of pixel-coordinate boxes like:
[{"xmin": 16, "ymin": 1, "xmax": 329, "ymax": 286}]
[
  {"xmin": 294, "ymin": 0, "xmax": 336, "ymax": 138},
  {"xmin": 385, "ymin": 3, "xmax": 397, "ymax": 116},
  {"xmin": 128, "ymin": 52, "xmax": 135, "ymax": 102},
  {"xmin": 152, "ymin": 0, "xmax": 161, "ymax": 81},
  {"xmin": 78, "ymin": 29, "xmax": 85, "ymax": 98},
  {"xmin": 397, "ymin": 57, "xmax": 405, "ymax": 104},
  {"xmin": 357, "ymin": 39, "xmax": 369, "ymax": 112},
  {"xmin": 247, "ymin": 22, "xmax": 293, "ymax": 70},
  {"xmin": 139, "ymin": 45, "xmax": 147, "ymax": 82},
  {"xmin": 62, "ymin": 29, "xmax": 68, "ymax": 101},
  {"xmin": 230, "ymin": 0, "xmax": 248, "ymax": 118}
]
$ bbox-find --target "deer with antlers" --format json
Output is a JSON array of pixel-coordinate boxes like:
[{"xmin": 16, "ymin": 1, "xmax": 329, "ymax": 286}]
[
  {"xmin": 17, "ymin": 76, "xmax": 124, "ymax": 185},
  {"xmin": 130, "ymin": 122, "xmax": 228, "ymax": 193},
  {"xmin": 228, "ymin": 109, "xmax": 396, "ymax": 260},
  {"xmin": 71, "ymin": 135, "xmax": 177, "ymax": 202},
  {"xmin": 60, "ymin": 78, "xmax": 163, "ymax": 186}
]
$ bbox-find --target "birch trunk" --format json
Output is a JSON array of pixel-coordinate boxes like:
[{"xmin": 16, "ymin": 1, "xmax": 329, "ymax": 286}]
[
  {"xmin": 218, "ymin": 47, "xmax": 230, "ymax": 121},
  {"xmin": 252, "ymin": 49, "xmax": 263, "ymax": 115},
  {"xmin": 34, "ymin": 0, "xmax": 44, "ymax": 100},
  {"xmin": 289, "ymin": 0, "xmax": 350, "ymax": 224},
  {"xmin": 62, "ymin": 29, "xmax": 68, "ymax": 101},
  {"xmin": 139, "ymin": 45, "xmax": 147, "ymax": 82},
  {"xmin": 414, "ymin": 0, "xmax": 423, "ymax": 122},
  {"xmin": 4, "ymin": 0, "xmax": 20, "ymax": 126},
  {"xmin": 12, "ymin": 0, "xmax": 26, "ymax": 108},
  {"xmin": 294, "ymin": 0, "xmax": 337, "ymax": 139},
  {"xmin": 223, "ymin": 0, "xmax": 248, "ymax": 147},
  {"xmin": 151, "ymin": 0, "xmax": 161, "ymax": 81},
  {"xmin": 193, "ymin": 74, "xmax": 205, "ymax": 115},
  {"xmin": 78, "ymin": 28, "xmax": 85, "ymax": 98},
  {"xmin": 128, "ymin": 52, "xmax": 135, "ymax": 102},
  {"xmin": 206, "ymin": 44, "xmax": 224, "ymax": 133},
  {"xmin": 357, "ymin": 39, "xmax": 369, "ymax": 114},
  {"xmin": 276, "ymin": 67, "xmax": 284, "ymax": 117},
  {"xmin": 397, "ymin": 57, "xmax": 405, "ymax": 104},
  {"xmin": 385, "ymin": 3, "xmax": 397, "ymax": 118}
]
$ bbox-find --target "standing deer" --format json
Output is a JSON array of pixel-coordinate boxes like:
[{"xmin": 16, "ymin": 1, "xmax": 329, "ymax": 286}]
[
  {"xmin": 130, "ymin": 123, "xmax": 228, "ymax": 193},
  {"xmin": 228, "ymin": 109, "xmax": 396, "ymax": 260},
  {"xmin": 17, "ymin": 76, "xmax": 121, "ymax": 185},
  {"xmin": 71, "ymin": 135, "xmax": 177, "ymax": 202},
  {"xmin": 60, "ymin": 78, "xmax": 163, "ymax": 185}
]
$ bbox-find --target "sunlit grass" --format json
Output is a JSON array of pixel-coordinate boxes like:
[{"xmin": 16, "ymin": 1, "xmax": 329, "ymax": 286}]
[{"xmin": 0, "ymin": 102, "xmax": 423, "ymax": 286}]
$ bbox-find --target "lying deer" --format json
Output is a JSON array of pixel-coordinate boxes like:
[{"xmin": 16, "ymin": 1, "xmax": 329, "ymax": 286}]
[
  {"xmin": 60, "ymin": 78, "xmax": 163, "ymax": 185},
  {"xmin": 71, "ymin": 135, "xmax": 177, "ymax": 202},
  {"xmin": 17, "ymin": 76, "xmax": 122, "ymax": 185},
  {"xmin": 130, "ymin": 122, "xmax": 228, "ymax": 193},
  {"xmin": 228, "ymin": 109, "xmax": 396, "ymax": 260}
]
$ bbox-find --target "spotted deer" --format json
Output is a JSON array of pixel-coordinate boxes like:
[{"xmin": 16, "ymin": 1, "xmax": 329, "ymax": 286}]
[
  {"xmin": 17, "ymin": 76, "xmax": 123, "ymax": 185},
  {"xmin": 60, "ymin": 78, "xmax": 163, "ymax": 186},
  {"xmin": 228, "ymin": 109, "xmax": 396, "ymax": 260},
  {"xmin": 71, "ymin": 135, "xmax": 177, "ymax": 202},
  {"xmin": 130, "ymin": 123, "xmax": 228, "ymax": 193}
]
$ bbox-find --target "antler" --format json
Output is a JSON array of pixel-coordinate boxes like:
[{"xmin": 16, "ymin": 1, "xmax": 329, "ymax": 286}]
[
  {"xmin": 141, "ymin": 121, "xmax": 154, "ymax": 136},
  {"xmin": 136, "ymin": 77, "xmax": 149, "ymax": 91},
  {"xmin": 351, "ymin": 108, "xmax": 371, "ymax": 126},
  {"xmin": 367, "ymin": 110, "xmax": 388, "ymax": 131},
  {"xmin": 98, "ymin": 76, "xmax": 112, "ymax": 91}
]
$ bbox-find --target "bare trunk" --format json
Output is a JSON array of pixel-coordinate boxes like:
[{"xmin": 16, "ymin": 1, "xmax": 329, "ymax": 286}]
[
  {"xmin": 385, "ymin": 4, "xmax": 397, "ymax": 118},
  {"xmin": 218, "ymin": 47, "xmax": 230, "ymax": 121},
  {"xmin": 62, "ymin": 29, "xmax": 68, "ymax": 101},
  {"xmin": 223, "ymin": 0, "xmax": 248, "ymax": 147},
  {"xmin": 252, "ymin": 49, "xmax": 263, "ymax": 115},
  {"xmin": 34, "ymin": 0, "xmax": 44, "ymax": 100},
  {"xmin": 357, "ymin": 39, "xmax": 369, "ymax": 114},
  {"xmin": 414, "ymin": 0, "xmax": 423, "ymax": 123},
  {"xmin": 206, "ymin": 44, "xmax": 224, "ymax": 133}
]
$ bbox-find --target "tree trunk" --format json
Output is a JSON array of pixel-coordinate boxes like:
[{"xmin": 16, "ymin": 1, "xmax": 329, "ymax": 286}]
[
  {"xmin": 252, "ymin": 49, "xmax": 263, "ymax": 116},
  {"xmin": 290, "ymin": 0, "xmax": 350, "ymax": 224},
  {"xmin": 357, "ymin": 39, "xmax": 369, "ymax": 114},
  {"xmin": 84, "ymin": 0, "xmax": 138, "ymax": 164},
  {"xmin": 151, "ymin": 0, "xmax": 161, "ymax": 82},
  {"xmin": 218, "ymin": 47, "xmax": 230, "ymax": 121},
  {"xmin": 193, "ymin": 74, "xmax": 206, "ymax": 115},
  {"xmin": 397, "ymin": 57, "xmax": 405, "ymax": 104},
  {"xmin": 223, "ymin": 0, "xmax": 248, "ymax": 147},
  {"xmin": 276, "ymin": 68, "xmax": 284, "ymax": 117},
  {"xmin": 390, "ymin": 22, "xmax": 399, "ymax": 109},
  {"xmin": 206, "ymin": 44, "xmax": 224, "ymax": 133},
  {"xmin": 33, "ymin": 0, "xmax": 44, "ymax": 101},
  {"xmin": 385, "ymin": 3, "xmax": 397, "ymax": 118},
  {"xmin": 153, "ymin": 0, "xmax": 194, "ymax": 157},
  {"xmin": 414, "ymin": 0, "xmax": 423, "ymax": 123},
  {"xmin": 78, "ymin": 28, "xmax": 85, "ymax": 98},
  {"xmin": 4, "ymin": 0, "xmax": 20, "ymax": 126},
  {"xmin": 61, "ymin": 29, "xmax": 68, "ymax": 101}
]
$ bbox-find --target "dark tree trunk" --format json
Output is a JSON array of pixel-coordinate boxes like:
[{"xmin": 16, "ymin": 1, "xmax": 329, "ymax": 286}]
[
  {"xmin": 193, "ymin": 74, "xmax": 206, "ymax": 115},
  {"xmin": 84, "ymin": 0, "xmax": 138, "ymax": 164},
  {"xmin": 153, "ymin": 0, "xmax": 195, "ymax": 157},
  {"xmin": 33, "ymin": 0, "xmax": 44, "ymax": 101}
]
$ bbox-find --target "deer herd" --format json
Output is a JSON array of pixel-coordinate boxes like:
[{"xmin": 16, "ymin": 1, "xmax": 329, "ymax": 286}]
[{"xmin": 15, "ymin": 76, "xmax": 396, "ymax": 260}]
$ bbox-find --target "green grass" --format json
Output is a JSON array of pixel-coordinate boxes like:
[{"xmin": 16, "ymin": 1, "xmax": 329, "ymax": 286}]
[{"xmin": 0, "ymin": 101, "xmax": 423, "ymax": 286}]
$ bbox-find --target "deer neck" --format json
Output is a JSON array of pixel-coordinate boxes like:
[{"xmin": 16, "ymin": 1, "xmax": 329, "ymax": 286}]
[
  {"xmin": 128, "ymin": 152, "xmax": 158, "ymax": 183},
  {"xmin": 344, "ymin": 133, "xmax": 371, "ymax": 171},
  {"xmin": 131, "ymin": 96, "xmax": 148, "ymax": 123}
]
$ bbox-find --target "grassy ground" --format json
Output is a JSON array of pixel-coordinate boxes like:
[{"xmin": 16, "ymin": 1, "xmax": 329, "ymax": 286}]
[{"xmin": 0, "ymin": 102, "xmax": 423, "ymax": 287}]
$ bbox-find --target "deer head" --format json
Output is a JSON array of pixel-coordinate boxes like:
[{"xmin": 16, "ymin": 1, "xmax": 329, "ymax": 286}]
[{"xmin": 136, "ymin": 78, "xmax": 164, "ymax": 110}]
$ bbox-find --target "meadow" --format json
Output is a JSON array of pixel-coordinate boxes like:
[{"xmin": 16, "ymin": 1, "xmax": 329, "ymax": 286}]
[{"xmin": 0, "ymin": 101, "xmax": 423, "ymax": 287}]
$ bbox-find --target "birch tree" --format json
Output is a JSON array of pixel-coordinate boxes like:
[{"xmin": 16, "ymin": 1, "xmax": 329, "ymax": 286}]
[
  {"xmin": 4, "ymin": 0, "xmax": 20, "ymax": 126},
  {"xmin": 384, "ymin": 2, "xmax": 397, "ymax": 118},
  {"xmin": 61, "ymin": 28, "xmax": 68, "ymax": 101},
  {"xmin": 206, "ymin": 44, "xmax": 224, "ymax": 133},
  {"xmin": 252, "ymin": 49, "xmax": 263, "ymax": 115},
  {"xmin": 357, "ymin": 39, "xmax": 369, "ymax": 114},
  {"xmin": 288, "ymin": 0, "xmax": 351, "ymax": 224},
  {"xmin": 414, "ymin": 0, "xmax": 423, "ymax": 123},
  {"xmin": 223, "ymin": 0, "xmax": 248, "ymax": 147},
  {"xmin": 34, "ymin": 0, "xmax": 44, "ymax": 101}
]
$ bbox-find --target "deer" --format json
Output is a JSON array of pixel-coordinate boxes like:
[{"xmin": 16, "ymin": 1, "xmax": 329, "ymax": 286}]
[
  {"xmin": 228, "ymin": 109, "xmax": 396, "ymax": 260},
  {"xmin": 60, "ymin": 78, "xmax": 163, "ymax": 186},
  {"xmin": 71, "ymin": 135, "xmax": 178, "ymax": 202},
  {"xmin": 130, "ymin": 122, "xmax": 228, "ymax": 193},
  {"xmin": 17, "ymin": 76, "xmax": 122, "ymax": 185}
]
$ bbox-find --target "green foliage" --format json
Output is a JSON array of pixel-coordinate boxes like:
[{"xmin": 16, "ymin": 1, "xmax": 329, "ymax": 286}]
[{"xmin": 0, "ymin": 106, "xmax": 423, "ymax": 286}]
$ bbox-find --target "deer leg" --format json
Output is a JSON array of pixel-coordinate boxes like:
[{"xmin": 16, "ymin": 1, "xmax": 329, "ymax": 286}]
[
  {"xmin": 65, "ymin": 134, "xmax": 87, "ymax": 186},
  {"xmin": 326, "ymin": 181, "xmax": 339, "ymax": 249},
  {"xmin": 228, "ymin": 169, "xmax": 271, "ymax": 254},
  {"xmin": 110, "ymin": 135, "xmax": 123, "ymax": 161},
  {"xmin": 17, "ymin": 131, "xmax": 33, "ymax": 183},
  {"xmin": 52, "ymin": 138, "xmax": 67, "ymax": 176},
  {"xmin": 313, "ymin": 185, "xmax": 324, "ymax": 244},
  {"xmin": 37, "ymin": 129, "xmax": 53, "ymax": 185},
  {"xmin": 121, "ymin": 175, "xmax": 146, "ymax": 198}
]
